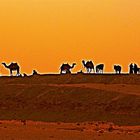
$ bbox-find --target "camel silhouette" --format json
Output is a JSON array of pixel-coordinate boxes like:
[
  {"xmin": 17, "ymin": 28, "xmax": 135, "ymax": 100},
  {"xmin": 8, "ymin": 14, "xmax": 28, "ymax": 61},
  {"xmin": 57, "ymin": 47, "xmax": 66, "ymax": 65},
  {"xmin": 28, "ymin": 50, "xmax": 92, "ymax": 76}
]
[
  {"xmin": 60, "ymin": 63, "xmax": 76, "ymax": 74},
  {"xmin": 23, "ymin": 73, "xmax": 28, "ymax": 77},
  {"xmin": 134, "ymin": 64, "xmax": 138, "ymax": 74},
  {"xmin": 96, "ymin": 64, "xmax": 104, "ymax": 73},
  {"xmin": 32, "ymin": 70, "xmax": 38, "ymax": 75},
  {"xmin": 137, "ymin": 68, "xmax": 140, "ymax": 74},
  {"xmin": 129, "ymin": 63, "xmax": 134, "ymax": 74},
  {"xmin": 77, "ymin": 70, "xmax": 83, "ymax": 74},
  {"xmin": 82, "ymin": 60, "xmax": 94, "ymax": 73},
  {"xmin": 2, "ymin": 62, "xmax": 20, "ymax": 76},
  {"xmin": 114, "ymin": 65, "xmax": 121, "ymax": 74}
]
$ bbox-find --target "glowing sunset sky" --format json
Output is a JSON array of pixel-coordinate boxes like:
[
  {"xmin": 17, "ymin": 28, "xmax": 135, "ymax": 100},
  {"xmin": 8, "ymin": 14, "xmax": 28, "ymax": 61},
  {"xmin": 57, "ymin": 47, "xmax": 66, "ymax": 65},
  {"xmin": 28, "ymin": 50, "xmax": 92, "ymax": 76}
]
[{"xmin": 0, "ymin": 0, "xmax": 140, "ymax": 75}]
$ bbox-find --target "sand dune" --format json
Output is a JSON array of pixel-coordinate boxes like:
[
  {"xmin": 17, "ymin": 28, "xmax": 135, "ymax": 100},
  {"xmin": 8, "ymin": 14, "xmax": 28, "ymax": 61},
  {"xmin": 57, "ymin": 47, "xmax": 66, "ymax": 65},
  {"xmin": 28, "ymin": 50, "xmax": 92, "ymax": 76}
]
[
  {"xmin": 48, "ymin": 83, "xmax": 140, "ymax": 96},
  {"xmin": 0, "ymin": 75, "xmax": 140, "ymax": 139},
  {"xmin": 0, "ymin": 120, "xmax": 139, "ymax": 140}
]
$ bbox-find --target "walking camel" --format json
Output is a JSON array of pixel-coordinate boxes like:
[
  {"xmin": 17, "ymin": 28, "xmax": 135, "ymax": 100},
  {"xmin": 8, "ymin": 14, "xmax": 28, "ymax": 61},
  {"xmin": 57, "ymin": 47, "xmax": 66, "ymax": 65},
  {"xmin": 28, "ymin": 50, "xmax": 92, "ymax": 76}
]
[
  {"xmin": 82, "ymin": 60, "xmax": 94, "ymax": 73},
  {"xmin": 2, "ymin": 62, "xmax": 20, "ymax": 76},
  {"xmin": 60, "ymin": 63, "xmax": 76, "ymax": 74}
]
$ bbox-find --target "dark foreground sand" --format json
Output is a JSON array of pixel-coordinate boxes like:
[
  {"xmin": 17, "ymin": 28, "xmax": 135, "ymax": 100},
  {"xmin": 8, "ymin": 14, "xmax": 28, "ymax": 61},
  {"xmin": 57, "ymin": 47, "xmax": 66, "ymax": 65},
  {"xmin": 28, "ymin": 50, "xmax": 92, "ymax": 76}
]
[
  {"xmin": 0, "ymin": 120, "xmax": 140, "ymax": 140},
  {"xmin": 0, "ymin": 74, "xmax": 140, "ymax": 139}
]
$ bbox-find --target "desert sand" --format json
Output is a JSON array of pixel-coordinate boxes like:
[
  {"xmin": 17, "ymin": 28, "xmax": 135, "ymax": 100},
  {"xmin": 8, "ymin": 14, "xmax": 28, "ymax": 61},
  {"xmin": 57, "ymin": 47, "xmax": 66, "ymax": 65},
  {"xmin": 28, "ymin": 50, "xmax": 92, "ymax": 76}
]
[
  {"xmin": 0, "ymin": 120, "xmax": 140, "ymax": 140},
  {"xmin": 0, "ymin": 74, "xmax": 139, "ymax": 139}
]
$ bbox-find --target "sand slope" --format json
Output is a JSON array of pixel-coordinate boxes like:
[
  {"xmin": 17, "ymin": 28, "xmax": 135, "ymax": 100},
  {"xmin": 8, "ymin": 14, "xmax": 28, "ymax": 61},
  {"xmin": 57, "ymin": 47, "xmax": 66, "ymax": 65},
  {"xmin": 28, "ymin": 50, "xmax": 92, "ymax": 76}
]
[
  {"xmin": 0, "ymin": 74, "xmax": 140, "ymax": 139},
  {"xmin": 0, "ymin": 74, "xmax": 140, "ymax": 125},
  {"xmin": 0, "ymin": 120, "xmax": 139, "ymax": 140}
]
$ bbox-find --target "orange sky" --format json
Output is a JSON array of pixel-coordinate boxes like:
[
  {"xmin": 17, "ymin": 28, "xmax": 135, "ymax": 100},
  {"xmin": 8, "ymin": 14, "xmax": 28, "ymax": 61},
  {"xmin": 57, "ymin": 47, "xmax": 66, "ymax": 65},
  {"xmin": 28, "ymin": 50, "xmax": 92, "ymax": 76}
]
[{"xmin": 0, "ymin": 0, "xmax": 140, "ymax": 75}]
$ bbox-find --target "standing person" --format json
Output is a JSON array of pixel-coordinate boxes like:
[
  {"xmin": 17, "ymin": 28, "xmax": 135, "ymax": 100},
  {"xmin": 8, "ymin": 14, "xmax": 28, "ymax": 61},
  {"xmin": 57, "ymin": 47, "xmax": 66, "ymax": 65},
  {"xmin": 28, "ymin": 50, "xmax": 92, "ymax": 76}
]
[
  {"xmin": 134, "ymin": 64, "xmax": 138, "ymax": 74},
  {"xmin": 129, "ymin": 63, "xmax": 133, "ymax": 74}
]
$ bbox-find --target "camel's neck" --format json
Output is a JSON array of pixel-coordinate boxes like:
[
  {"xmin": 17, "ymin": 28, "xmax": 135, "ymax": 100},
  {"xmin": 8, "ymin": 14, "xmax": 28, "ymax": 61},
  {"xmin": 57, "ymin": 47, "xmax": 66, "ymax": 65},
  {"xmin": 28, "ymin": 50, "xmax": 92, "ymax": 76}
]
[
  {"xmin": 71, "ymin": 64, "xmax": 75, "ymax": 68},
  {"xmin": 2, "ymin": 63, "xmax": 9, "ymax": 68},
  {"xmin": 82, "ymin": 61, "xmax": 86, "ymax": 67}
]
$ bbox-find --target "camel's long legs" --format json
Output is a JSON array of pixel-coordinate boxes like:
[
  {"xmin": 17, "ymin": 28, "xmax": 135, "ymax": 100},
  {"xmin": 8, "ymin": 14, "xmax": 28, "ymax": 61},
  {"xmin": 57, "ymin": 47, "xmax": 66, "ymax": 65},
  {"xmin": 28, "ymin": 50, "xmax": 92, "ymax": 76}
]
[
  {"xmin": 87, "ymin": 68, "xmax": 89, "ymax": 73},
  {"xmin": 90, "ymin": 69, "xmax": 92, "ymax": 73},
  {"xmin": 10, "ymin": 69, "xmax": 13, "ymax": 76},
  {"xmin": 16, "ymin": 71, "xmax": 19, "ymax": 76}
]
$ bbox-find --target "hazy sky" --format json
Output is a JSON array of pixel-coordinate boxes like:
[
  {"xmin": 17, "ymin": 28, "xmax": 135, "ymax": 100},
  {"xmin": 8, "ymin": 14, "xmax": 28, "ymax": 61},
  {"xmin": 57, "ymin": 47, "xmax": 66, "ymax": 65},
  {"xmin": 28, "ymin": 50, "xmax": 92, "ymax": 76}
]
[{"xmin": 0, "ymin": 0, "xmax": 140, "ymax": 74}]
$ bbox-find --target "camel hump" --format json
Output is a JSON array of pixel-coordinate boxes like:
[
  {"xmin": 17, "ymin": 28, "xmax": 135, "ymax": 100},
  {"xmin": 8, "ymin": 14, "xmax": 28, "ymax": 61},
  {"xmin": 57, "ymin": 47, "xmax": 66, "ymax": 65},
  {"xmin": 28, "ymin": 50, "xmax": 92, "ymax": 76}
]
[
  {"xmin": 114, "ymin": 65, "xmax": 121, "ymax": 68},
  {"xmin": 88, "ymin": 61, "xmax": 94, "ymax": 67},
  {"xmin": 60, "ymin": 64, "xmax": 69, "ymax": 70},
  {"xmin": 96, "ymin": 64, "xmax": 104, "ymax": 68},
  {"xmin": 10, "ymin": 62, "xmax": 18, "ymax": 65},
  {"xmin": 9, "ymin": 63, "xmax": 19, "ymax": 69},
  {"xmin": 89, "ymin": 61, "xmax": 94, "ymax": 64},
  {"xmin": 114, "ymin": 65, "xmax": 121, "ymax": 70}
]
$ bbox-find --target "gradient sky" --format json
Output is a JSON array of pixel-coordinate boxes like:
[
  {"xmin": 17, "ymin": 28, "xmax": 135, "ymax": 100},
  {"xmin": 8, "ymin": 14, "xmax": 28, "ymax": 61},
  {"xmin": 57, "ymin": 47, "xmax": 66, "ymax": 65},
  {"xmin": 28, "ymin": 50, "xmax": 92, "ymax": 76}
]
[{"xmin": 0, "ymin": 0, "xmax": 140, "ymax": 75}]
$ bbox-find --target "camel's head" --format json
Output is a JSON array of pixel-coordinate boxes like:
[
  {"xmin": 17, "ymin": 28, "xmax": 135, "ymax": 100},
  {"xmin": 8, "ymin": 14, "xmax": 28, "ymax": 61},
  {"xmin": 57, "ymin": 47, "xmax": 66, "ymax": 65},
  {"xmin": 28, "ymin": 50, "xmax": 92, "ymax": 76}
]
[
  {"xmin": 2, "ymin": 62, "xmax": 6, "ymax": 66},
  {"xmin": 71, "ymin": 63, "xmax": 76, "ymax": 68},
  {"xmin": 82, "ymin": 60, "xmax": 86, "ymax": 67},
  {"xmin": 82, "ymin": 60, "xmax": 85, "ymax": 63},
  {"xmin": 2, "ymin": 63, "xmax": 10, "ymax": 68}
]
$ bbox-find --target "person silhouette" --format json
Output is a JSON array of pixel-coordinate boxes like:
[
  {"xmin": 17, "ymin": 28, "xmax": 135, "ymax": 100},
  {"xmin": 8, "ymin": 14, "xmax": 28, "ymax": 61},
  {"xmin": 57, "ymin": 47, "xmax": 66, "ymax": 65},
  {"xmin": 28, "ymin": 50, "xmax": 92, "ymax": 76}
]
[
  {"xmin": 134, "ymin": 64, "xmax": 138, "ymax": 74},
  {"xmin": 129, "ymin": 63, "xmax": 133, "ymax": 74}
]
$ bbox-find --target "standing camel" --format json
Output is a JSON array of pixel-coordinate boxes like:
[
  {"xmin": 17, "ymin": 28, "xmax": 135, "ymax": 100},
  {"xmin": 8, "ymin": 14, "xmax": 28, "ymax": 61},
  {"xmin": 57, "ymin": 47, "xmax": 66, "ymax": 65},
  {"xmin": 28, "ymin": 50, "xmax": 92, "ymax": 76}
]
[
  {"xmin": 96, "ymin": 64, "xmax": 104, "ymax": 73},
  {"xmin": 60, "ymin": 63, "xmax": 76, "ymax": 74},
  {"xmin": 114, "ymin": 65, "xmax": 121, "ymax": 74},
  {"xmin": 82, "ymin": 60, "xmax": 94, "ymax": 73},
  {"xmin": 2, "ymin": 62, "xmax": 20, "ymax": 76}
]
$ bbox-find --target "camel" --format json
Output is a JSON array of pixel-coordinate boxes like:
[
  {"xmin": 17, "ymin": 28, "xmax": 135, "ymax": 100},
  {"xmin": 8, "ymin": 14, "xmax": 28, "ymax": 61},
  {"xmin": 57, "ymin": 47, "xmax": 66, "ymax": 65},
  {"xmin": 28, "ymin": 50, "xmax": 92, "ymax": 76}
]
[
  {"xmin": 114, "ymin": 65, "xmax": 121, "ymax": 74},
  {"xmin": 23, "ymin": 73, "xmax": 28, "ymax": 77},
  {"xmin": 32, "ymin": 70, "xmax": 38, "ymax": 75},
  {"xmin": 82, "ymin": 60, "xmax": 94, "ymax": 73},
  {"xmin": 77, "ymin": 70, "xmax": 83, "ymax": 74},
  {"xmin": 2, "ymin": 62, "xmax": 20, "ymax": 76},
  {"xmin": 137, "ymin": 68, "xmax": 140, "ymax": 74},
  {"xmin": 60, "ymin": 63, "xmax": 76, "ymax": 74},
  {"xmin": 96, "ymin": 64, "xmax": 104, "ymax": 73}
]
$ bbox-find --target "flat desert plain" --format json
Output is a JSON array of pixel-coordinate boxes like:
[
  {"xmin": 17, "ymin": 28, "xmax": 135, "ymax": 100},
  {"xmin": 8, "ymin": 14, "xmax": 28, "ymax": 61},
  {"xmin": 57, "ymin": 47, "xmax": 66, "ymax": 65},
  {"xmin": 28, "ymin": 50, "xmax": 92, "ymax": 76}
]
[{"xmin": 0, "ymin": 74, "xmax": 139, "ymax": 140}]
